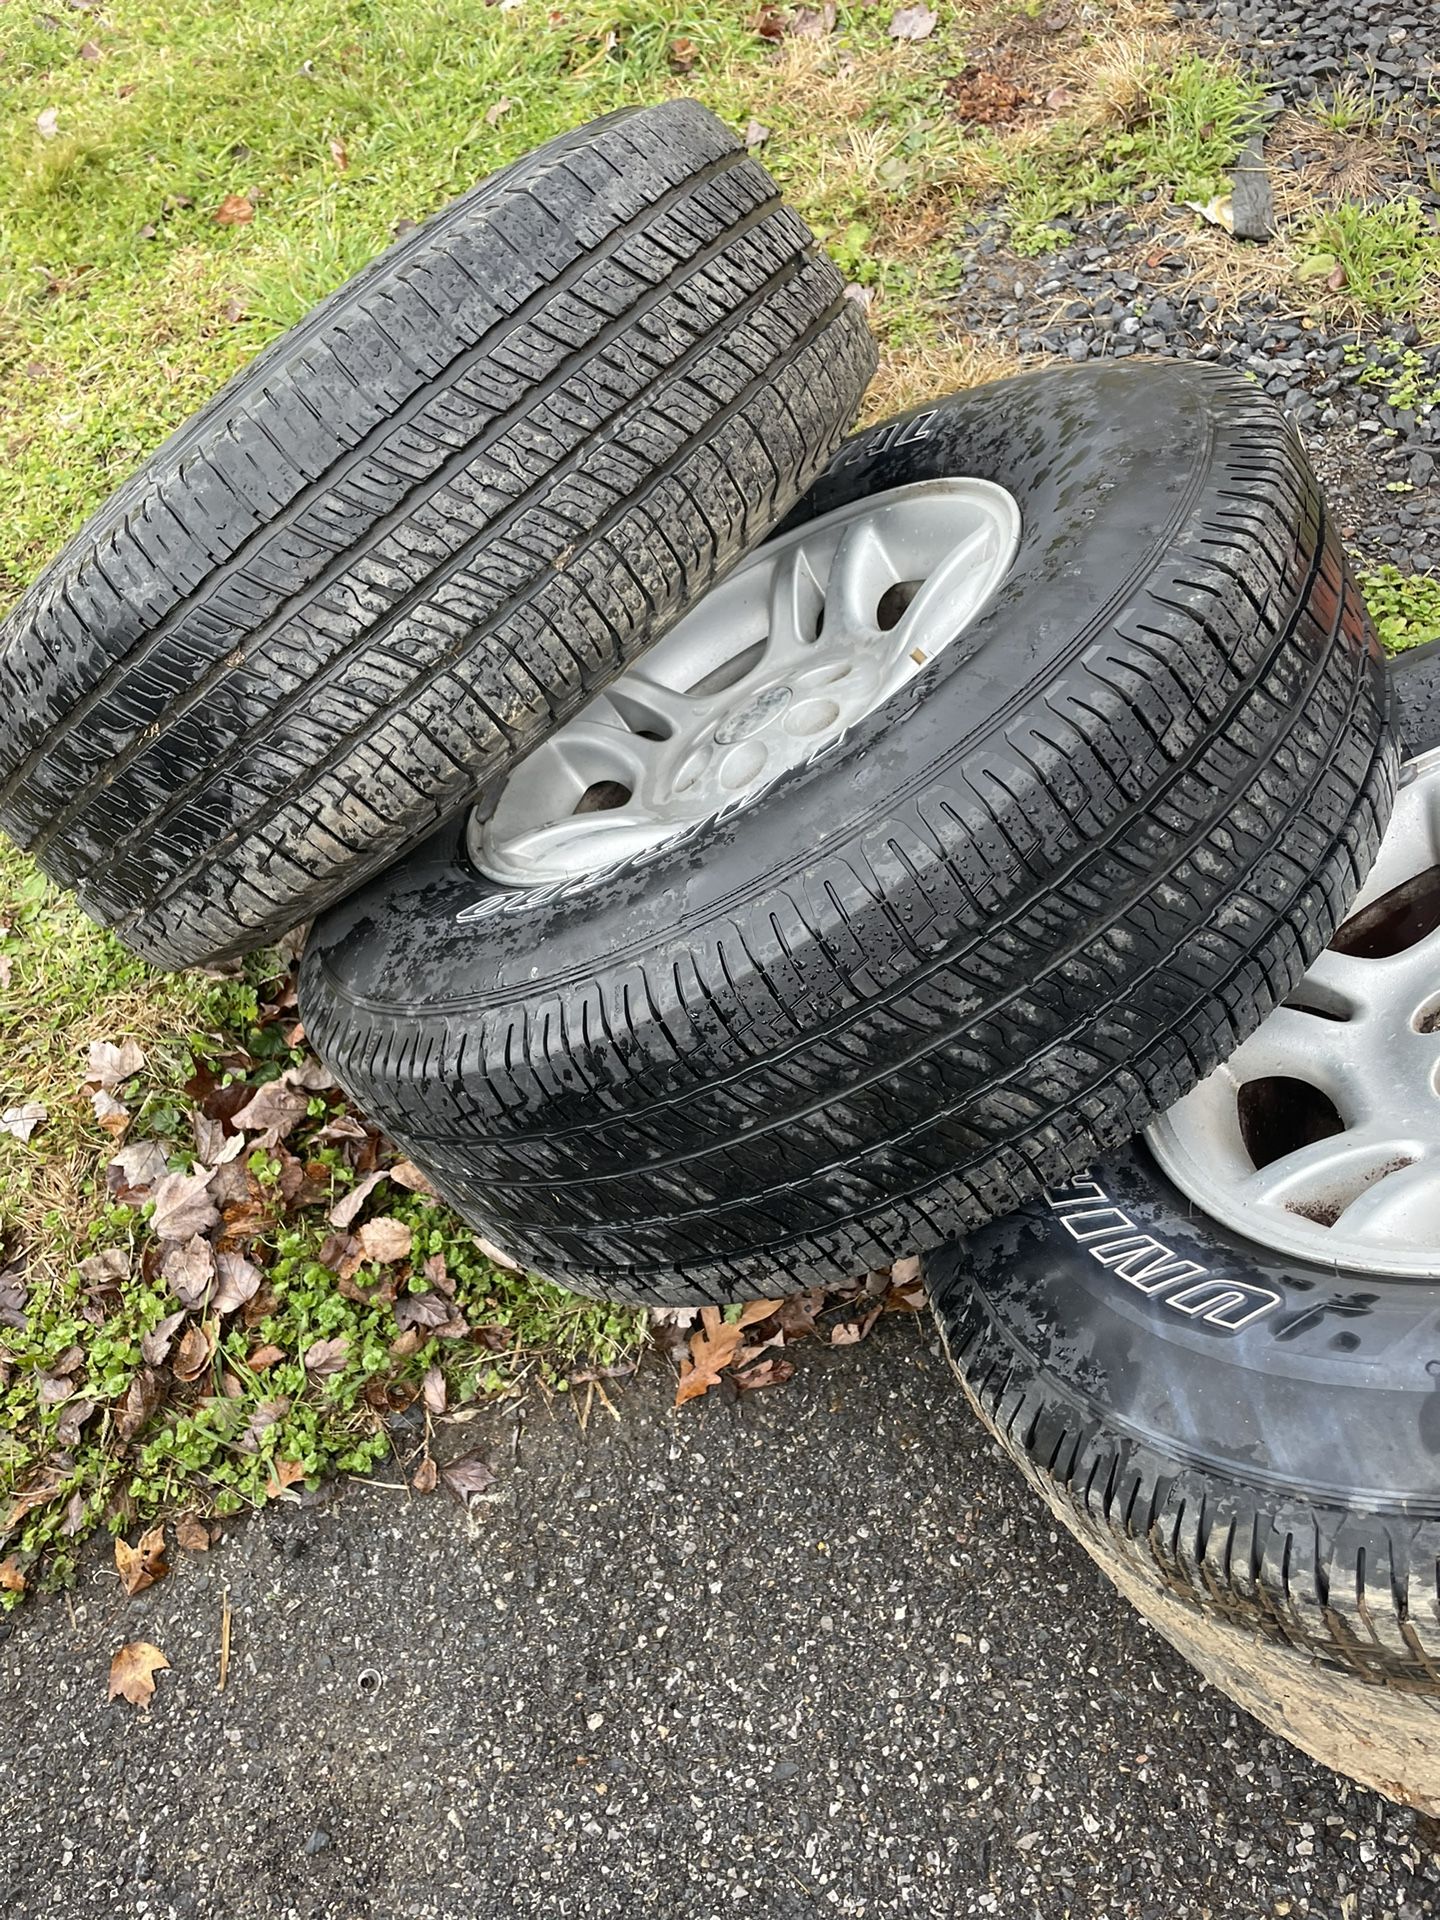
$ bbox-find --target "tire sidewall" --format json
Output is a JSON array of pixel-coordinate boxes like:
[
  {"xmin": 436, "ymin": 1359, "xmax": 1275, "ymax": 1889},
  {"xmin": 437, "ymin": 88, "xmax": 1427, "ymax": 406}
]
[{"xmin": 928, "ymin": 1134, "xmax": 1440, "ymax": 1514}]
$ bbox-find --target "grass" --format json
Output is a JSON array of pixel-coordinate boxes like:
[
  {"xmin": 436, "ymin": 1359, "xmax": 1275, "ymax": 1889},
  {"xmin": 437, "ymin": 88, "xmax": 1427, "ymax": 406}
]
[
  {"xmin": 1359, "ymin": 566, "xmax": 1440, "ymax": 653},
  {"xmin": 1295, "ymin": 199, "xmax": 1440, "ymax": 322}
]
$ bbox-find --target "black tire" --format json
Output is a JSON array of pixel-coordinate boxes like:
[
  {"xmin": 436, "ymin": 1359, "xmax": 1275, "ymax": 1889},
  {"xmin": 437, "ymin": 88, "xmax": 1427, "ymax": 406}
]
[
  {"xmin": 1391, "ymin": 635, "xmax": 1440, "ymax": 755},
  {"xmin": 300, "ymin": 362, "xmax": 1396, "ymax": 1306},
  {"xmin": 923, "ymin": 1135, "xmax": 1440, "ymax": 1803},
  {"xmin": 0, "ymin": 102, "xmax": 874, "ymax": 970}
]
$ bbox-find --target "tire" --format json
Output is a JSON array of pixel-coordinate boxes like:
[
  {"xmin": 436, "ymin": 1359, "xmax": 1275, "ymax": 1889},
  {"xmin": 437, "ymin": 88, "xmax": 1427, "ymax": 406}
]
[
  {"xmin": 0, "ymin": 102, "xmax": 875, "ymax": 971},
  {"xmin": 923, "ymin": 747, "xmax": 1440, "ymax": 1805},
  {"xmin": 300, "ymin": 362, "xmax": 1396, "ymax": 1306},
  {"xmin": 1391, "ymin": 634, "xmax": 1440, "ymax": 755}
]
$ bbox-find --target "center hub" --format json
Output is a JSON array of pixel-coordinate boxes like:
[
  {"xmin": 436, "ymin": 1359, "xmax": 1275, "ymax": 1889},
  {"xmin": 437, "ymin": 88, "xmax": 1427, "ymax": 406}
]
[{"xmin": 714, "ymin": 684, "xmax": 791, "ymax": 745}]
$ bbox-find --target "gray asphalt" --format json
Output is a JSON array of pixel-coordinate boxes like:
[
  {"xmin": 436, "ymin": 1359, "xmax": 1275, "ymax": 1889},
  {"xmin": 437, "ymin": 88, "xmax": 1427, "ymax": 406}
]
[{"xmin": 2, "ymin": 1319, "xmax": 1437, "ymax": 1920}]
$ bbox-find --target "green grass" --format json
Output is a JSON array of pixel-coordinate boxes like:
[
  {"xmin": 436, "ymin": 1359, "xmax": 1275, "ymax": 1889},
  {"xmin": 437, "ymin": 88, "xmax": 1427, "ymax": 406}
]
[
  {"xmin": 0, "ymin": 0, "xmax": 988, "ymax": 604},
  {"xmin": 1361, "ymin": 566, "xmax": 1440, "ymax": 653},
  {"xmin": 1295, "ymin": 200, "xmax": 1440, "ymax": 322},
  {"xmin": 992, "ymin": 53, "xmax": 1267, "ymax": 256}
]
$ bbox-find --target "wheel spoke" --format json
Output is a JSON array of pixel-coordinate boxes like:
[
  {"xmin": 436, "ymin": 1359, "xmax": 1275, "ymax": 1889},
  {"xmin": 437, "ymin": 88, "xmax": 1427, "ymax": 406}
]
[
  {"xmin": 1239, "ymin": 1124, "xmax": 1416, "ymax": 1219},
  {"xmin": 762, "ymin": 542, "xmax": 826, "ymax": 677},
  {"xmin": 602, "ymin": 671, "xmax": 710, "ymax": 742},
  {"xmin": 823, "ymin": 517, "xmax": 895, "ymax": 639},
  {"xmin": 1331, "ymin": 1153, "xmax": 1440, "ymax": 1248},
  {"xmin": 547, "ymin": 719, "xmax": 666, "ymax": 793}
]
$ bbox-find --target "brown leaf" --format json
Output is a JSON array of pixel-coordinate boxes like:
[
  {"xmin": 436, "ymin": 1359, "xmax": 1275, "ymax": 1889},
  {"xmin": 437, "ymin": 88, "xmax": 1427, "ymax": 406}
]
[
  {"xmin": 675, "ymin": 1306, "xmax": 746, "ymax": 1405},
  {"xmin": 78, "ymin": 1247, "xmax": 129, "ymax": 1288},
  {"xmin": 108, "ymin": 1641, "xmax": 170, "ymax": 1707},
  {"xmin": 161, "ymin": 1233, "xmax": 215, "ymax": 1309},
  {"xmin": 229, "ymin": 1078, "xmax": 309, "ymax": 1143},
  {"xmin": 790, "ymin": 3, "xmax": 836, "ymax": 36},
  {"xmin": 141, "ymin": 1311, "xmax": 185, "ymax": 1369},
  {"xmin": 744, "ymin": 118, "xmax": 770, "ymax": 149},
  {"xmin": 0, "ymin": 1557, "xmax": 25, "ymax": 1594},
  {"xmin": 388, "ymin": 1160, "xmax": 436, "ymax": 1195},
  {"xmin": 669, "ymin": 34, "xmax": 696, "ymax": 70},
  {"xmin": 1326, "ymin": 260, "xmax": 1348, "ymax": 292},
  {"xmin": 394, "ymin": 1290, "xmax": 453, "ymax": 1334},
  {"xmin": 91, "ymin": 1091, "xmax": 131, "ymax": 1136},
  {"xmin": 115, "ymin": 1369, "xmax": 164, "ymax": 1444},
  {"xmin": 829, "ymin": 1320, "xmax": 863, "ymax": 1346},
  {"xmin": 441, "ymin": 1454, "xmax": 495, "ymax": 1502},
  {"xmin": 411, "ymin": 1456, "xmax": 438, "ymax": 1493},
  {"xmin": 328, "ymin": 1167, "xmax": 387, "ymax": 1229},
  {"xmin": 329, "ymin": 136, "xmax": 349, "ymax": 170},
  {"xmin": 303, "ymin": 1334, "xmax": 350, "ymax": 1376},
  {"xmin": 265, "ymin": 1458, "xmax": 306, "ymax": 1497},
  {"xmin": 734, "ymin": 1355, "xmax": 796, "ymax": 1392},
  {"xmin": 213, "ymin": 192, "xmax": 254, "ymax": 227},
  {"xmin": 358, "ymin": 1216, "xmax": 411, "ymax": 1264},
  {"xmin": 175, "ymin": 1513, "xmax": 211, "ymax": 1552},
  {"xmin": 172, "ymin": 1323, "xmax": 215, "ymax": 1383},
  {"xmin": 115, "ymin": 1525, "xmax": 168, "ymax": 1597},
  {"xmin": 86, "ymin": 1038, "xmax": 146, "ymax": 1087},
  {"xmin": 79, "ymin": 37, "xmax": 101, "ymax": 58},
  {"xmin": 150, "ymin": 1167, "xmax": 220, "ymax": 1242},
  {"xmin": 238, "ymin": 1395, "xmax": 290, "ymax": 1452},
  {"xmin": 484, "ymin": 96, "xmax": 513, "ymax": 126},
  {"xmin": 212, "ymin": 1249, "xmax": 262, "ymax": 1316},
  {"xmin": 246, "ymin": 1342, "xmax": 285, "ymax": 1370},
  {"xmin": 888, "ymin": 3, "xmax": 936, "ymax": 38},
  {"xmin": 108, "ymin": 1139, "xmax": 168, "ymax": 1198},
  {"xmin": 422, "ymin": 1365, "xmax": 446, "ymax": 1415},
  {"xmin": 473, "ymin": 1233, "xmax": 520, "ymax": 1272},
  {"xmin": 1, "ymin": 1103, "xmax": 47, "ymax": 1143},
  {"xmin": 55, "ymin": 1396, "xmax": 97, "ymax": 1448}
]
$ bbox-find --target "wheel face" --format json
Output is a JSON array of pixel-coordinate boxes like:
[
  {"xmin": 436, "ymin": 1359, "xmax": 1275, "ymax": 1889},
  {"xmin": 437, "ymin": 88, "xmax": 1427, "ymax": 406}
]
[
  {"xmin": 0, "ymin": 102, "xmax": 874, "ymax": 970},
  {"xmin": 1146, "ymin": 747, "xmax": 1440, "ymax": 1277},
  {"xmin": 301, "ymin": 362, "xmax": 1394, "ymax": 1308},
  {"xmin": 473, "ymin": 479, "xmax": 1020, "ymax": 888}
]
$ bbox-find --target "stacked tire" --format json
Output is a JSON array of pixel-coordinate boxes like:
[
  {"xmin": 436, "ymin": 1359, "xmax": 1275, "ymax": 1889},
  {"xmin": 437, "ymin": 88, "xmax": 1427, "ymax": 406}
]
[{"xmin": 2, "ymin": 97, "xmax": 1428, "ymax": 1814}]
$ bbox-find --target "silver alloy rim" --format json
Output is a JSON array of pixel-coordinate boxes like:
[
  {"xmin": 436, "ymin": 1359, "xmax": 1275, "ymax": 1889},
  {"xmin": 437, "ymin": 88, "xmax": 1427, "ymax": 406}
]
[
  {"xmin": 1146, "ymin": 747, "xmax": 1440, "ymax": 1278},
  {"xmin": 471, "ymin": 479, "xmax": 1022, "ymax": 888}
]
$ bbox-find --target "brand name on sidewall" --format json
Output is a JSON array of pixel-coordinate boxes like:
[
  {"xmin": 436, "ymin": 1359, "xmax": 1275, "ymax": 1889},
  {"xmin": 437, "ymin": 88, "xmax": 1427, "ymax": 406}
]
[{"xmin": 1043, "ymin": 1175, "xmax": 1281, "ymax": 1331}]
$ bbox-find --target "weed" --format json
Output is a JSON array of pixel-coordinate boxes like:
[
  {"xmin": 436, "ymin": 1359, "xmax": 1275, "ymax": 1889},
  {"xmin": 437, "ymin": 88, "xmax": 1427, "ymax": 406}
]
[
  {"xmin": 1296, "ymin": 200, "xmax": 1440, "ymax": 320},
  {"xmin": 1362, "ymin": 566, "xmax": 1440, "ymax": 652}
]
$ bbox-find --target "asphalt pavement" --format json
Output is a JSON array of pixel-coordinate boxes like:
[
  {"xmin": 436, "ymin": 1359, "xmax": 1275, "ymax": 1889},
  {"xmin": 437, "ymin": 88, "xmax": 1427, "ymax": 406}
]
[{"xmin": 3, "ymin": 1318, "xmax": 1438, "ymax": 1920}]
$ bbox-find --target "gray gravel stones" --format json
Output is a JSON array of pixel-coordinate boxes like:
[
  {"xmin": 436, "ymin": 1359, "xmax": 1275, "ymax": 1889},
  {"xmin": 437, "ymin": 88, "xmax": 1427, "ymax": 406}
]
[
  {"xmin": 948, "ymin": 222, "xmax": 1439, "ymax": 571},
  {"xmin": 4, "ymin": 1324, "xmax": 1440, "ymax": 1919},
  {"xmin": 1174, "ymin": 0, "xmax": 1438, "ymax": 106}
]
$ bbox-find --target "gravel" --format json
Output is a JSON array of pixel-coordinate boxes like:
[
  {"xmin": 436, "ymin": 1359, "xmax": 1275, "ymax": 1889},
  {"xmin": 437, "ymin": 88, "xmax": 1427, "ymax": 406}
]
[
  {"xmin": 1173, "ymin": 0, "xmax": 1438, "ymax": 106},
  {"xmin": 3, "ymin": 1322, "xmax": 1440, "ymax": 1919}
]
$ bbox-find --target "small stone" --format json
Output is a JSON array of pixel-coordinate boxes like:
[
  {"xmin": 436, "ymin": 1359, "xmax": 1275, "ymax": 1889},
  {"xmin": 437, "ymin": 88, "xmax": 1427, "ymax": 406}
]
[{"xmin": 304, "ymin": 1831, "xmax": 332, "ymax": 1857}]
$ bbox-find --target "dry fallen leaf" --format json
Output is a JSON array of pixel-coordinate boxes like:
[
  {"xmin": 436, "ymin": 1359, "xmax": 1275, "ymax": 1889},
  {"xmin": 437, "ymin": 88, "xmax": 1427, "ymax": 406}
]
[
  {"xmin": 115, "ymin": 1369, "xmax": 164, "ymax": 1444},
  {"xmin": 422, "ymin": 1364, "xmax": 446, "ymax": 1415},
  {"xmin": 329, "ymin": 136, "xmax": 349, "ymax": 170},
  {"xmin": 212, "ymin": 1249, "xmax": 262, "ymax": 1316},
  {"xmin": 388, "ymin": 1161, "xmax": 436, "ymax": 1195},
  {"xmin": 328, "ymin": 1167, "xmax": 387, "ymax": 1229},
  {"xmin": 265, "ymin": 1457, "xmax": 307, "ymax": 1497},
  {"xmin": 484, "ymin": 96, "xmax": 514, "ymax": 126},
  {"xmin": 1, "ymin": 1103, "xmax": 47, "ymax": 1143},
  {"xmin": 161, "ymin": 1233, "xmax": 215, "ymax": 1309},
  {"xmin": 90, "ymin": 1088, "xmax": 131, "ymax": 1138},
  {"xmin": 441, "ymin": 1454, "xmax": 495, "ymax": 1502},
  {"xmin": 108, "ymin": 1641, "xmax": 170, "ymax": 1708},
  {"xmin": 172, "ymin": 1322, "xmax": 216, "ymax": 1383},
  {"xmin": 888, "ymin": 2, "xmax": 936, "ymax": 38},
  {"xmin": 140, "ymin": 1309, "xmax": 185, "ymax": 1369},
  {"xmin": 115, "ymin": 1525, "xmax": 169, "ymax": 1597},
  {"xmin": 0, "ymin": 1557, "xmax": 25, "ymax": 1594},
  {"xmin": 675, "ymin": 1306, "xmax": 746, "ymax": 1405},
  {"xmin": 358, "ymin": 1217, "xmax": 411, "ymax": 1264},
  {"xmin": 473, "ymin": 1233, "xmax": 520, "ymax": 1272},
  {"xmin": 744, "ymin": 118, "xmax": 770, "ymax": 150},
  {"xmin": 229, "ymin": 1077, "xmax": 309, "ymax": 1142},
  {"xmin": 86, "ymin": 1038, "xmax": 146, "ymax": 1087},
  {"xmin": 304, "ymin": 1334, "xmax": 350, "ymax": 1375},
  {"xmin": 79, "ymin": 37, "xmax": 101, "ymax": 59},
  {"xmin": 36, "ymin": 106, "xmax": 59, "ymax": 139},
  {"xmin": 175, "ymin": 1513, "xmax": 211, "ymax": 1552},
  {"xmin": 412, "ymin": 1456, "xmax": 438, "ymax": 1494},
  {"xmin": 108, "ymin": 1139, "xmax": 168, "ymax": 1196},
  {"xmin": 669, "ymin": 34, "xmax": 697, "ymax": 70},
  {"xmin": 150, "ymin": 1167, "xmax": 221, "ymax": 1242},
  {"xmin": 213, "ymin": 192, "xmax": 254, "ymax": 227},
  {"xmin": 246, "ymin": 1342, "xmax": 285, "ymax": 1370}
]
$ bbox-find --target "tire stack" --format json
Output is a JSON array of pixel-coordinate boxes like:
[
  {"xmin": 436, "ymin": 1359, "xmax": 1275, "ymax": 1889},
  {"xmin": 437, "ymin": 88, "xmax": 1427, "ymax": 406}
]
[{"xmin": 2, "ymin": 103, "xmax": 1431, "ymax": 1812}]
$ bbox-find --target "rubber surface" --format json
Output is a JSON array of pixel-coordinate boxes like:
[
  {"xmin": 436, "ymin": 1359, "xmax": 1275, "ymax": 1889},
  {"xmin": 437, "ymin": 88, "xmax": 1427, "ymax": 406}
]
[
  {"xmin": 0, "ymin": 101, "xmax": 875, "ymax": 969},
  {"xmin": 1391, "ymin": 635, "xmax": 1440, "ymax": 756},
  {"xmin": 924, "ymin": 1130, "xmax": 1440, "ymax": 1694},
  {"xmin": 301, "ymin": 362, "xmax": 1397, "ymax": 1305}
]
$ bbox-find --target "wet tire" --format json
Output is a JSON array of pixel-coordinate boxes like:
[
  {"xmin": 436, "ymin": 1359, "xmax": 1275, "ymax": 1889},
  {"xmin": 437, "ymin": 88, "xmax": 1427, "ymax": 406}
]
[
  {"xmin": 300, "ymin": 362, "xmax": 1395, "ymax": 1306},
  {"xmin": 1392, "ymin": 635, "xmax": 1440, "ymax": 755},
  {"xmin": 0, "ymin": 102, "xmax": 874, "ymax": 970}
]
